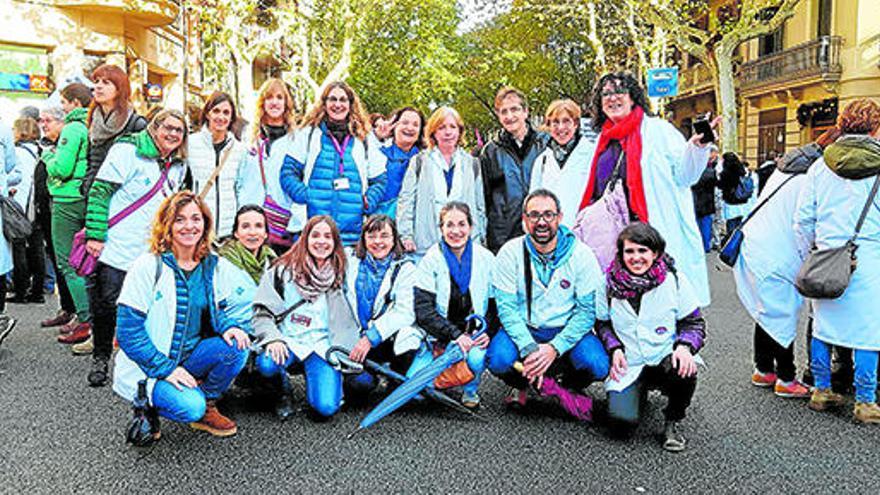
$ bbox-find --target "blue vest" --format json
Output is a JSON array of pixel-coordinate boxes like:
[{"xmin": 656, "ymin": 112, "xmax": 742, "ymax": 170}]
[{"xmin": 306, "ymin": 132, "xmax": 365, "ymax": 244}]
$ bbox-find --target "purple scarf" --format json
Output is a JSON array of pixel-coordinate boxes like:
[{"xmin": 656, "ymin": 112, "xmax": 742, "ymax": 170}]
[{"xmin": 606, "ymin": 253, "xmax": 675, "ymax": 300}]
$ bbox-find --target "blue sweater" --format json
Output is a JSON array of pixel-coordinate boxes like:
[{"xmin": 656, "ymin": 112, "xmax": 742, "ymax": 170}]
[
  {"xmin": 280, "ymin": 124, "xmax": 387, "ymax": 244},
  {"xmin": 377, "ymin": 143, "xmax": 419, "ymax": 218}
]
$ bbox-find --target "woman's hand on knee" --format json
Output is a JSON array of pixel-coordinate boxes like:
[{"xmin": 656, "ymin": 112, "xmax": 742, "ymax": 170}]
[
  {"xmin": 610, "ymin": 349, "xmax": 628, "ymax": 382},
  {"xmin": 223, "ymin": 327, "xmax": 251, "ymax": 350},
  {"xmin": 266, "ymin": 341, "xmax": 289, "ymax": 367},
  {"xmin": 672, "ymin": 345, "xmax": 697, "ymax": 378},
  {"xmin": 165, "ymin": 366, "xmax": 198, "ymax": 390}
]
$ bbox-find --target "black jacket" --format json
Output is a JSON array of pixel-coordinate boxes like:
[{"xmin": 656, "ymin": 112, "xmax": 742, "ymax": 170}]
[
  {"xmin": 81, "ymin": 111, "xmax": 148, "ymax": 196},
  {"xmin": 479, "ymin": 127, "xmax": 548, "ymax": 252},
  {"xmin": 691, "ymin": 162, "xmax": 717, "ymax": 217}
]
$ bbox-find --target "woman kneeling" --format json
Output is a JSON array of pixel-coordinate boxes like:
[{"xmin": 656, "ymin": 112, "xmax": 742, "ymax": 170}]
[
  {"xmin": 596, "ymin": 223, "xmax": 705, "ymax": 452},
  {"xmin": 252, "ymin": 215, "xmax": 348, "ymax": 420},
  {"xmin": 113, "ymin": 191, "xmax": 251, "ymax": 440}
]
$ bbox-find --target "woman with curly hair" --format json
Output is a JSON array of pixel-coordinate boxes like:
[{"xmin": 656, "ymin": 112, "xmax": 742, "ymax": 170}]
[
  {"xmin": 252, "ymin": 215, "xmax": 350, "ymax": 420},
  {"xmin": 280, "ymin": 81, "xmax": 387, "ymax": 245},
  {"xmin": 238, "ymin": 78, "xmax": 299, "ymax": 251},
  {"xmin": 113, "ymin": 191, "xmax": 251, "ymax": 440},
  {"xmin": 577, "ymin": 71, "xmax": 714, "ymax": 305}
]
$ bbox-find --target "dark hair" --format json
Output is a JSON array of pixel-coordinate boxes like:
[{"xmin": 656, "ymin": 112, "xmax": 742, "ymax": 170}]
[
  {"xmin": 232, "ymin": 204, "xmax": 268, "ymax": 236},
  {"xmin": 388, "ymin": 106, "xmax": 427, "ymax": 149},
  {"xmin": 616, "ymin": 222, "xmax": 666, "ymax": 262},
  {"xmin": 199, "ymin": 91, "xmax": 238, "ymax": 131},
  {"xmin": 718, "ymin": 151, "xmax": 746, "ymax": 202},
  {"xmin": 61, "ymin": 83, "xmax": 92, "ymax": 108},
  {"xmin": 439, "ymin": 201, "xmax": 473, "ymax": 227},
  {"xmin": 369, "ymin": 113, "xmax": 386, "ymax": 127},
  {"xmin": 522, "ymin": 188, "xmax": 561, "ymax": 214},
  {"xmin": 355, "ymin": 214, "xmax": 404, "ymax": 260},
  {"xmin": 590, "ymin": 71, "xmax": 652, "ymax": 128}
]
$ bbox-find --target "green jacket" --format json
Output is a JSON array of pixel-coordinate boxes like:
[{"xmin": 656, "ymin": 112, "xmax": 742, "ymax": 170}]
[{"xmin": 46, "ymin": 107, "xmax": 89, "ymax": 201}]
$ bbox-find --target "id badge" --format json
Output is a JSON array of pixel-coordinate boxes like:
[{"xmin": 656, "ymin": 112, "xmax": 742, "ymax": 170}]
[{"xmin": 333, "ymin": 177, "xmax": 351, "ymax": 191}]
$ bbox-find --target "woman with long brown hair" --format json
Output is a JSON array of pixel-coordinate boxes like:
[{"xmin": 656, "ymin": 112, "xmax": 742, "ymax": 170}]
[
  {"xmin": 238, "ymin": 78, "xmax": 299, "ymax": 251},
  {"xmin": 280, "ymin": 81, "xmax": 387, "ymax": 245},
  {"xmin": 113, "ymin": 191, "xmax": 251, "ymax": 440},
  {"xmin": 252, "ymin": 215, "xmax": 349, "ymax": 420}
]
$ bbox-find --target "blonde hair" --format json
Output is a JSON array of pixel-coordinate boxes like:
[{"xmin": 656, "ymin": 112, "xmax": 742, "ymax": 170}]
[
  {"xmin": 300, "ymin": 81, "xmax": 370, "ymax": 141},
  {"xmin": 150, "ymin": 191, "xmax": 214, "ymax": 262},
  {"xmin": 251, "ymin": 78, "xmax": 297, "ymax": 143},
  {"xmin": 494, "ymin": 86, "xmax": 527, "ymax": 111},
  {"xmin": 541, "ymin": 99, "xmax": 581, "ymax": 132},
  {"xmin": 147, "ymin": 109, "xmax": 188, "ymax": 160},
  {"xmin": 425, "ymin": 106, "xmax": 465, "ymax": 149},
  {"xmin": 13, "ymin": 117, "xmax": 40, "ymax": 142}
]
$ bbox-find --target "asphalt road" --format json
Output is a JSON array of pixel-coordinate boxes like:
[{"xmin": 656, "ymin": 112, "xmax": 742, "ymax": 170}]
[{"xmin": 1, "ymin": 253, "xmax": 878, "ymax": 494}]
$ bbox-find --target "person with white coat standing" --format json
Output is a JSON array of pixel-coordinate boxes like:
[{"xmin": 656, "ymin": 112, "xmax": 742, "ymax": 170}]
[
  {"xmin": 187, "ymin": 92, "xmax": 248, "ymax": 240},
  {"xmin": 732, "ymin": 130, "xmax": 841, "ymax": 399},
  {"xmin": 0, "ymin": 118, "xmax": 17, "ymax": 341},
  {"xmin": 576, "ymin": 72, "xmax": 713, "ymax": 305},
  {"xmin": 794, "ymin": 100, "xmax": 880, "ymax": 424},
  {"xmin": 530, "ymin": 99, "xmax": 597, "ymax": 229}
]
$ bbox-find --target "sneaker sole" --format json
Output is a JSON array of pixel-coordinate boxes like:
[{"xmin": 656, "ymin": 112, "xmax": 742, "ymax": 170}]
[
  {"xmin": 774, "ymin": 391, "xmax": 811, "ymax": 399},
  {"xmin": 751, "ymin": 380, "xmax": 775, "ymax": 388},
  {"xmin": 809, "ymin": 400, "xmax": 843, "ymax": 412},
  {"xmin": 0, "ymin": 319, "xmax": 16, "ymax": 347},
  {"xmin": 189, "ymin": 422, "xmax": 237, "ymax": 437},
  {"xmin": 663, "ymin": 441, "xmax": 686, "ymax": 452}
]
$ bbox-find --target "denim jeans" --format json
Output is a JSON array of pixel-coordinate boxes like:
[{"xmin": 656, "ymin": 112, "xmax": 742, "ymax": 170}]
[
  {"xmin": 696, "ymin": 214, "xmax": 714, "ymax": 252},
  {"xmin": 256, "ymin": 348, "xmax": 343, "ymax": 418},
  {"xmin": 487, "ymin": 327, "xmax": 610, "ymax": 390},
  {"xmin": 811, "ymin": 337, "xmax": 878, "ymax": 404},
  {"xmin": 407, "ymin": 341, "xmax": 487, "ymax": 396},
  {"xmin": 150, "ymin": 337, "xmax": 248, "ymax": 423}
]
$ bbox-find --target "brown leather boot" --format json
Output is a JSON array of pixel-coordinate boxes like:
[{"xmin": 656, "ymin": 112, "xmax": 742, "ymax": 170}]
[{"xmin": 190, "ymin": 401, "xmax": 237, "ymax": 437}]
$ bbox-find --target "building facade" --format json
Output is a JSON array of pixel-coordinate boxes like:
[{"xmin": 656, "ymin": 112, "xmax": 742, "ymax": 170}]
[
  {"xmin": 0, "ymin": 0, "xmax": 201, "ymax": 122},
  {"xmin": 667, "ymin": 0, "xmax": 880, "ymax": 165}
]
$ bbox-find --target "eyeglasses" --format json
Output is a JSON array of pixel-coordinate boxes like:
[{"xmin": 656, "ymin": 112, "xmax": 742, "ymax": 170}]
[
  {"xmin": 601, "ymin": 87, "xmax": 629, "ymax": 98},
  {"xmin": 525, "ymin": 211, "xmax": 559, "ymax": 222},
  {"xmin": 548, "ymin": 118, "xmax": 576, "ymax": 128},
  {"xmin": 325, "ymin": 96, "xmax": 350, "ymax": 104},
  {"xmin": 160, "ymin": 123, "xmax": 186, "ymax": 135}
]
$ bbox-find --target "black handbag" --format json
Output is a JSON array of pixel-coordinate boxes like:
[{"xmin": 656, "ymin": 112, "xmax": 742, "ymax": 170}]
[
  {"xmin": 795, "ymin": 174, "xmax": 880, "ymax": 299},
  {"xmin": 0, "ymin": 196, "xmax": 31, "ymax": 241}
]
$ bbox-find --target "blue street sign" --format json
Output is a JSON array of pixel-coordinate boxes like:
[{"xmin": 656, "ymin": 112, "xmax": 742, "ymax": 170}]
[{"xmin": 646, "ymin": 68, "xmax": 679, "ymax": 98}]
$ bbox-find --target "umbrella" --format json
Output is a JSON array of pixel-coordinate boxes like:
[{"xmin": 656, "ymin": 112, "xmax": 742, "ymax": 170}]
[
  {"xmin": 353, "ymin": 314, "xmax": 488, "ymax": 434},
  {"xmin": 512, "ymin": 362, "xmax": 593, "ymax": 422},
  {"xmin": 324, "ymin": 347, "xmax": 477, "ymax": 419}
]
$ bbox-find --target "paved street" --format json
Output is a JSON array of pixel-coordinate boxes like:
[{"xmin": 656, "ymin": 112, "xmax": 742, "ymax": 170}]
[{"xmin": 1, "ymin": 253, "xmax": 878, "ymax": 494}]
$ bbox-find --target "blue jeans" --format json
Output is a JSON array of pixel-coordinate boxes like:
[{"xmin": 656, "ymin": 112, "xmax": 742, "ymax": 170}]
[
  {"xmin": 255, "ymin": 347, "xmax": 342, "ymax": 418},
  {"xmin": 150, "ymin": 337, "xmax": 248, "ymax": 423},
  {"xmin": 696, "ymin": 214, "xmax": 713, "ymax": 252},
  {"xmin": 811, "ymin": 337, "xmax": 878, "ymax": 404},
  {"xmin": 487, "ymin": 327, "xmax": 610, "ymax": 389},
  {"xmin": 406, "ymin": 341, "xmax": 487, "ymax": 396}
]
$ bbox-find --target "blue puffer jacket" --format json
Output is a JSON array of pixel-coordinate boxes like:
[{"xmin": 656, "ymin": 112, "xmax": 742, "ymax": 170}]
[
  {"xmin": 280, "ymin": 124, "xmax": 387, "ymax": 244},
  {"xmin": 377, "ymin": 143, "xmax": 419, "ymax": 218}
]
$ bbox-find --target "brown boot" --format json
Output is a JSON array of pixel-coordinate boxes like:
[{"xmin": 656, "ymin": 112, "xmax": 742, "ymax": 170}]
[{"xmin": 190, "ymin": 401, "xmax": 237, "ymax": 437}]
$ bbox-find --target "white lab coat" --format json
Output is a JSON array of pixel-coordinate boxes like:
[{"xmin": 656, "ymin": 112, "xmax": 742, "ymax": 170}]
[{"xmin": 530, "ymin": 137, "xmax": 597, "ymax": 229}]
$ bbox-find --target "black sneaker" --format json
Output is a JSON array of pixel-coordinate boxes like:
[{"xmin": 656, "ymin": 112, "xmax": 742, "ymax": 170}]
[
  {"xmin": 275, "ymin": 393, "xmax": 295, "ymax": 421},
  {"xmin": 662, "ymin": 421, "xmax": 687, "ymax": 452},
  {"xmin": 0, "ymin": 315, "xmax": 16, "ymax": 347},
  {"xmin": 88, "ymin": 357, "xmax": 109, "ymax": 387}
]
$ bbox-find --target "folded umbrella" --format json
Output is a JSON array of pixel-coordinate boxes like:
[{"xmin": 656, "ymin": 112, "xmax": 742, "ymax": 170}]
[
  {"xmin": 513, "ymin": 362, "xmax": 593, "ymax": 422},
  {"xmin": 353, "ymin": 314, "xmax": 488, "ymax": 434}
]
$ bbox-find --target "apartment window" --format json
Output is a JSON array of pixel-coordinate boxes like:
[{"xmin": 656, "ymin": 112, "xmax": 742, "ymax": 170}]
[
  {"xmin": 759, "ymin": 27, "xmax": 784, "ymax": 56},
  {"xmin": 817, "ymin": 0, "xmax": 832, "ymax": 37},
  {"xmin": 757, "ymin": 108, "xmax": 786, "ymax": 163}
]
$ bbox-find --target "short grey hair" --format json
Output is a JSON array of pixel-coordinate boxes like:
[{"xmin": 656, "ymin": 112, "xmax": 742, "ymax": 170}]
[{"xmin": 41, "ymin": 105, "xmax": 66, "ymax": 122}]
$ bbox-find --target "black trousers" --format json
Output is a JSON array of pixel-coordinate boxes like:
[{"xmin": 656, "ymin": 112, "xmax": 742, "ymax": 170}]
[
  {"xmin": 607, "ymin": 354, "xmax": 697, "ymax": 424},
  {"xmin": 11, "ymin": 225, "xmax": 47, "ymax": 300},
  {"xmin": 754, "ymin": 322, "xmax": 796, "ymax": 382},
  {"xmin": 87, "ymin": 262, "xmax": 126, "ymax": 360},
  {"xmin": 342, "ymin": 339, "xmax": 417, "ymax": 398}
]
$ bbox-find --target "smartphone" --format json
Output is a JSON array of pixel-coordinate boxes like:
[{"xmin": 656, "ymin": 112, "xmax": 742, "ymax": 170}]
[{"xmin": 693, "ymin": 117, "xmax": 715, "ymax": 144}]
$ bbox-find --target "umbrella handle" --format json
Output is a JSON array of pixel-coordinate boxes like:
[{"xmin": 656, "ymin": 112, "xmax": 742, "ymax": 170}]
[
  {"xmin": 326, "ymin": 346, "xmax": 365, "ymax": 375},
  {"xmin": 464, "ymin": 314, "xmax": 489, "ymax": 339}
]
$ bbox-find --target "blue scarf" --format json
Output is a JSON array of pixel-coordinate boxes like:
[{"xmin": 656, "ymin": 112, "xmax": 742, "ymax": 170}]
[
  {"xmin": 355, "ymin": 254, "xmax": 392, "ymax": 330},
  {"xmin": 441, "ymin": 239, "xmax": 472, "ymax": 295}
]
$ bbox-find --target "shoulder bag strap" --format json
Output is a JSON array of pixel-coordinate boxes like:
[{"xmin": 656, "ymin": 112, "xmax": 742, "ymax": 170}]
[
  {"xmin": 522, "ymin": 240, "xmax": 532, "ymax": 322},
  {"xmin": 371, "ymin": 261, "xmax": 407, "ymax": 322},
  {"xmin": 107, "ymin": 159, "xmax": 171, "ymax": 229},
  {"xmin": 737, "ymin": 172, "xmax": 800, "ymax": 230},
  {"xmin": 198, "ymin": 143, "xmax": 235, "ymax": 201},
  {"xmin": 256, "ymin": 138, "xmax": 268, "ymax": 188},
  {"xmin": 851, "ymin": 173, "xmax": 880, "ymax": 242}
]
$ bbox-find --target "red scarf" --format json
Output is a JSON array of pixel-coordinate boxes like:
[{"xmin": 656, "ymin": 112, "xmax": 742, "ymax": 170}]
[{"xmin": 578, "ymin": 106, "xmax": 648, "ymax": 222}]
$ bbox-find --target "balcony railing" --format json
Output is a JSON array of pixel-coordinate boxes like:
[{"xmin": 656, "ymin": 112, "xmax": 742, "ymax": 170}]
[
  {"xmin": 739, "ymin": 35, "xmax": 842, "ymax": 90},
  {"xmin": 678, "ymin": 63, "xmax": 714, "ymax": 95},
  {"xmin": 53, "ymin": 0, "xmax": 179, "ymax": 27}
]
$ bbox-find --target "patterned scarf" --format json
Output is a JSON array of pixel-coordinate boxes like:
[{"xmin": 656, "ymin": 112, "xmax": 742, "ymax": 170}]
[
  {"xmin": 294, "ymin": 256, "xmax": 339, "ymax": 302},
  {"xmin": 89, "ymin": 104, "xmax": 134, "ymax": 144},
  {"xmin": 606, "ymin": 252, "xmax": 674, "ymax": 300},
  {"xmin": 549, "ymin": 133, "xmax": 580, "ymax": 168}
]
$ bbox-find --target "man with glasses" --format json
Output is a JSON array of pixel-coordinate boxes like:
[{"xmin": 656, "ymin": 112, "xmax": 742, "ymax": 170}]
[
  {"xmin": 486, "ymin": 189, "xmax": 609, "ymax": 410},
  {"xmin": 479, "ymin": 87, "xmax": 548, "ymax": 253}
]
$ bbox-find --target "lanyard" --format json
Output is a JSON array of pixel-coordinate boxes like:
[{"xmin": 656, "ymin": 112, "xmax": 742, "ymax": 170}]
[{"xmin": 329, "ymin": 134, "xmax": 351, "ymax": 175}]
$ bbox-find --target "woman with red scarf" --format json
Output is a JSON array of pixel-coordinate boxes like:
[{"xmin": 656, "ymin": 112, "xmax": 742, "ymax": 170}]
[{"xmin": 578, "ymin": 72, "xmax": 714, "ymax": 306}]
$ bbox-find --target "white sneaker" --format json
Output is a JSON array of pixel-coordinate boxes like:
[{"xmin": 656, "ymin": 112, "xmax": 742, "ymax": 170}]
[{"xmin": 0, "ymin": 314, "xmax": 17, "ymax": 347}]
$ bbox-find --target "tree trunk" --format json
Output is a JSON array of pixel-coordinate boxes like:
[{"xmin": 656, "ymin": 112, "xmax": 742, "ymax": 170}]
[{"xmin": 713, "ymin": 43, "xmax": 738, "ymax": 152}]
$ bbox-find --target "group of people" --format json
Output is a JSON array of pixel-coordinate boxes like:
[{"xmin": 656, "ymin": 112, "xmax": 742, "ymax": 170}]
[{"xmin": 2, "ymin": 60, "xmax": 875, "ymax": 452}]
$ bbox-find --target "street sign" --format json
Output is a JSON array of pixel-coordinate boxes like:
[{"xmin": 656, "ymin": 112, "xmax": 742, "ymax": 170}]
[{"xmin": 646, "ymin": 68, "xmax": 679, "ymax": 98}]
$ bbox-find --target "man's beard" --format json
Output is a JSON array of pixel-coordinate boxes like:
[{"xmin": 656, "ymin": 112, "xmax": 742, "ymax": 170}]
[{"xmin": 529, "ymin": 227, "xmax": 556, "ymax": 246}]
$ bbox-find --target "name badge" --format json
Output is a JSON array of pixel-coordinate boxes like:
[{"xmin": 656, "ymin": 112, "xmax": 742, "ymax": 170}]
[
  {"xmin": 290, "ymin": 313, "xmax": 312, "ymax": 327},
  {"xmin": 333, "ymin": 177, "xmax": 351, "ymax": 191}
]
